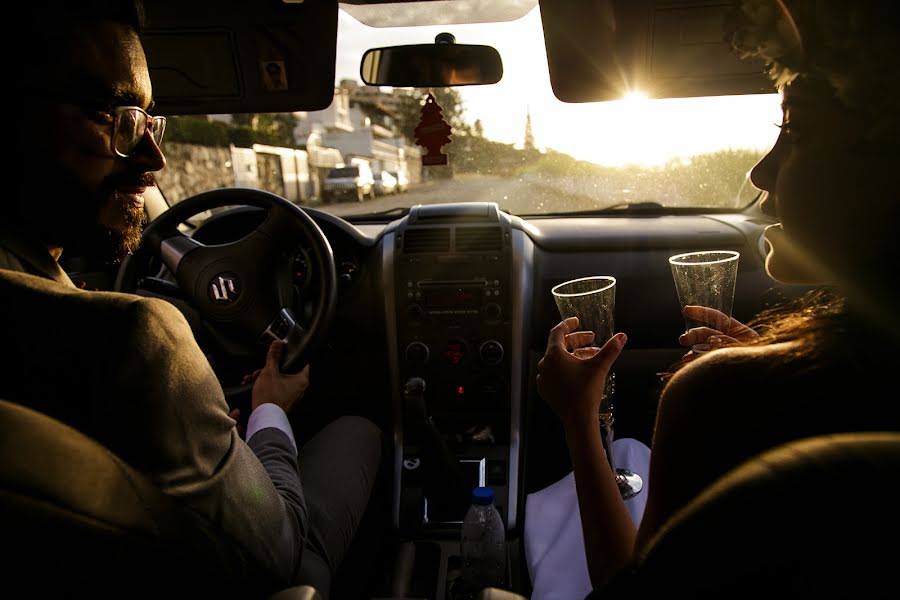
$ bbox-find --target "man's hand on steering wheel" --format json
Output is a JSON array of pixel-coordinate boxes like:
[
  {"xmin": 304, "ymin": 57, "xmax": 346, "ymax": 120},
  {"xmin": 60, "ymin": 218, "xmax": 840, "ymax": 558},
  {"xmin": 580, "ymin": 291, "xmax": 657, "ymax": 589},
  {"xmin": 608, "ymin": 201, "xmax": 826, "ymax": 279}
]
[
  {"xmin": 250, "ymin": 341, "xmax": 310, "ymax": 414},
  {"xmin": 116, "ymin": 189, "xmax": 337, "ymax": 401}
]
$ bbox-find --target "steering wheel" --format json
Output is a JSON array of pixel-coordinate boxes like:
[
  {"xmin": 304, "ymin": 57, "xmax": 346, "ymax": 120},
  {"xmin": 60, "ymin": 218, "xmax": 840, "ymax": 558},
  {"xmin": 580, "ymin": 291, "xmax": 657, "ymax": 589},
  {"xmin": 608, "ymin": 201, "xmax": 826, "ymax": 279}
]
[{"xmin": 116, "ymin": 188, "xmax": 337, "ymax": 390}]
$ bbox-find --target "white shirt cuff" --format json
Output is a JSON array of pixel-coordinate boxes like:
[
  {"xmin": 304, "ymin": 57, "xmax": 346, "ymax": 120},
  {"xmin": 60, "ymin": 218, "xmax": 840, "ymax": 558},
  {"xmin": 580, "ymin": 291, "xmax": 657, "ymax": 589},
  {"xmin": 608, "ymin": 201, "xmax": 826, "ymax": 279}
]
[{"xmin": 246, "ymin": 403, "xmax": 297, "ymax": 455}]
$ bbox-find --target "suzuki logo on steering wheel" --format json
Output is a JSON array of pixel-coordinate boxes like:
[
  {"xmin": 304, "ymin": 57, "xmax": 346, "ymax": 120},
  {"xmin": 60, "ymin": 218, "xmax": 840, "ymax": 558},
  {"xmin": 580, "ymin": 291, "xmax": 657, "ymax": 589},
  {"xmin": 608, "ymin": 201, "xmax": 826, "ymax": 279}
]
[{"xmin": 209, "ymin": 274, "xmax": 240, "ymax": 303}]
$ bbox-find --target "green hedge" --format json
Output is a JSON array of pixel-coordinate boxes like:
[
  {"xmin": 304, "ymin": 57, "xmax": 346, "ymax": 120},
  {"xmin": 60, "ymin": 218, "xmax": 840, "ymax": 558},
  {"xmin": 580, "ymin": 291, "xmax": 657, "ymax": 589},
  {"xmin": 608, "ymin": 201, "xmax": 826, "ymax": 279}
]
[
  {"xmin": 166, "ymin": 116, "xmax": 291, "ymax": 148},
  {"xmin": 166, "ymin": 116, "xmax": 231, "ymax": 147}
]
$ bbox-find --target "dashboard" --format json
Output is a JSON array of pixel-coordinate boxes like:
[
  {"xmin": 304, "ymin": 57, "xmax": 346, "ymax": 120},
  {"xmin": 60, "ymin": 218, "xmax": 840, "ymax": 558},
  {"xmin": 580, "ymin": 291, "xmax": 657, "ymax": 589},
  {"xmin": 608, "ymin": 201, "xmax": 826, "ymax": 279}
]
[{"xmin": 183, "ymin": 199, "xmax": 800, "ymax": 531}]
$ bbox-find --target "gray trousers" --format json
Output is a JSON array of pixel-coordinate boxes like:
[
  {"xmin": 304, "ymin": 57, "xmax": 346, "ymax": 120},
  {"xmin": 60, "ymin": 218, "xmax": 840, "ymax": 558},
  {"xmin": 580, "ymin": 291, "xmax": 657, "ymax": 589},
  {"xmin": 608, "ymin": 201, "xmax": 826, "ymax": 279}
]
[{"xmin": 296, "ymin": 415, "xmax": 383, "ymax": 598}]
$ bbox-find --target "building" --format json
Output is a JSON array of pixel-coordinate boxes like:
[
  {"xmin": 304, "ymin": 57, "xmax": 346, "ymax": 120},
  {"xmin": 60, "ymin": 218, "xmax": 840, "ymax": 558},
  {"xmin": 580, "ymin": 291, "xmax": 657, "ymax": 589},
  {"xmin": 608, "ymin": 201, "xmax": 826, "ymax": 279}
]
[
  {"xmin": 296, "ymin": 81, "xmax": 422, "ymax": 186},
  {"xmin": 207, "ymin": 80, "xmax": 424, "ymax": 198}
]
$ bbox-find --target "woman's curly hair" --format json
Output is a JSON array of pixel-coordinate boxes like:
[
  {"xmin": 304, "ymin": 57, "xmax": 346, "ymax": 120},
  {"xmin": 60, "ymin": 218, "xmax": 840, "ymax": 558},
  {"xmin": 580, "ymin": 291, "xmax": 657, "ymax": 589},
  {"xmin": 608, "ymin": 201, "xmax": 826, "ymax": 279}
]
[{"xmin": 725, "ymin": 0, "xmax": 900, "ymax": 145}]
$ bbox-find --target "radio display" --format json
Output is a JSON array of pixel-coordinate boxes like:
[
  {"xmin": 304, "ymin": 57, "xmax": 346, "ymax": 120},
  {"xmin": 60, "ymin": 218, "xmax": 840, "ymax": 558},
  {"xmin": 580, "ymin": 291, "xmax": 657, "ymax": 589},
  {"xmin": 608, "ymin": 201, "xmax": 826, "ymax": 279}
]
[{"xmin": 424, "ymin": 287, "xmax": 482, "ymax": 310}]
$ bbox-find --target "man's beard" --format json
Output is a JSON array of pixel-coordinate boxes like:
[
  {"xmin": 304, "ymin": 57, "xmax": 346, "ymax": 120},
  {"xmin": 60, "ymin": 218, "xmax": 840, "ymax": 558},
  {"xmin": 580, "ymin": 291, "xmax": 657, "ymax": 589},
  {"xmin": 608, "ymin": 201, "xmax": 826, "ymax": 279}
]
[
  {"xmin": 47, "ymin": 171, "xmax": 153, "ymax": 265},
  {"xmin": 94, "ymin": 189, "xmax": 147, "ymax": 264}
]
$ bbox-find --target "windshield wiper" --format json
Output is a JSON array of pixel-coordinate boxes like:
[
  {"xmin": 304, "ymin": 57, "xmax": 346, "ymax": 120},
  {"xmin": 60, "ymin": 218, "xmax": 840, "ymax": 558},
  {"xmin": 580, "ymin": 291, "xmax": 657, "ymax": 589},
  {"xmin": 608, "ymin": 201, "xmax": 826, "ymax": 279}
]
[
  {"xmin": 600, "ymin": 201, "xmax": 665, "ymax": 212},
  {"xmin": 563, "ymin": 201, "xmax": 668, "ymax": 216}
]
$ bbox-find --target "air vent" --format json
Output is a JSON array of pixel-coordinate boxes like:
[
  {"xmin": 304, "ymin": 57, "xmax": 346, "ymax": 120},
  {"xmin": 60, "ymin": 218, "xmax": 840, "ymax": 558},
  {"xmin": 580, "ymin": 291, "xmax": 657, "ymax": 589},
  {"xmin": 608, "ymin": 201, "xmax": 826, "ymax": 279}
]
[
  {"xmin": 456, "ymin": 227, "xmax": 502, "ymax": 252},
  {"xmin": 403, "ymin": 228, "xmax": 451, "ymax": 253}
]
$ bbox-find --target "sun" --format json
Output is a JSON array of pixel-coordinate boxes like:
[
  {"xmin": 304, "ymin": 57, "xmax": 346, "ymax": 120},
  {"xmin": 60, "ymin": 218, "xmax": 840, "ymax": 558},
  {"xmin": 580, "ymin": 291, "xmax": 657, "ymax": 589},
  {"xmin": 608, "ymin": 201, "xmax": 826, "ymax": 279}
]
[{"xmin": 623, "ymin": 91, "xmax": 649, "ymax": 102}]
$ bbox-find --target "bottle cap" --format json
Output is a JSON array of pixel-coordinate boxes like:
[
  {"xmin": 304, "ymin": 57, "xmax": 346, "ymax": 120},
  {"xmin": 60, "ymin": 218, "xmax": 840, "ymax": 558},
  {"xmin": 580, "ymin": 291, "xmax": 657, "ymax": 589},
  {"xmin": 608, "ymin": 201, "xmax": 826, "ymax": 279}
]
[{"xmin": 471, "ymin": 486, "xmax": 495, "ymax": 505}]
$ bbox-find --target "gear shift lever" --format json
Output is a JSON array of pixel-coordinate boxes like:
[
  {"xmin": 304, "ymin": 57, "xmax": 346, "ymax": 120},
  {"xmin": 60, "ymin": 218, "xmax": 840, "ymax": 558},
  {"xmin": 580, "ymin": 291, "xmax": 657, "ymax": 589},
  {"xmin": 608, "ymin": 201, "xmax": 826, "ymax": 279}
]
[{"xmin": 404, "ymin": 377, "xmax": 470, "ymax": 520}]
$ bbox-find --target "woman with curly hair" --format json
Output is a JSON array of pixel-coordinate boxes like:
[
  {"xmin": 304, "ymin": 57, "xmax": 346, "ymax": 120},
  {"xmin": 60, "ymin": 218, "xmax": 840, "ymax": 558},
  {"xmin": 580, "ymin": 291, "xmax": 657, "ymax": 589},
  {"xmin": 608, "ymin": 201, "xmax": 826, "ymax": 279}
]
[{"xmin": 536, "ymin": 0, "xmax": 900, "ymax": 589}]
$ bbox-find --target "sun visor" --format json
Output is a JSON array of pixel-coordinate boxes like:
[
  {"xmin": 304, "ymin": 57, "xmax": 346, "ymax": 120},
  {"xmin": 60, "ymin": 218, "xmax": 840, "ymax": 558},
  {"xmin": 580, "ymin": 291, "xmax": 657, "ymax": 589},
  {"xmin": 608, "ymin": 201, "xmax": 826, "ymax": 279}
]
[
  {"xmin": 142, "ymin": 0, "xmax": 338, "ymax": 115},
  {"xmin": 540, "ymin": 0, "xmax": 771, "ymax": 103}
]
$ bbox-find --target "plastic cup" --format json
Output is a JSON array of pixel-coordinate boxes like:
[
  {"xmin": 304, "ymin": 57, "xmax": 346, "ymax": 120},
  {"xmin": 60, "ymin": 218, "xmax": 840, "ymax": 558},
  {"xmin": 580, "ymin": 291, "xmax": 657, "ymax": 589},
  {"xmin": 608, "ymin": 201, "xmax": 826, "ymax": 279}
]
[
  {"xmin": 668, "ymin": 250, "xmax": 740, "ymax": 353},
  {"xmin": 551, "ymin": 275, "xmax": 616, "ymax": 349}
]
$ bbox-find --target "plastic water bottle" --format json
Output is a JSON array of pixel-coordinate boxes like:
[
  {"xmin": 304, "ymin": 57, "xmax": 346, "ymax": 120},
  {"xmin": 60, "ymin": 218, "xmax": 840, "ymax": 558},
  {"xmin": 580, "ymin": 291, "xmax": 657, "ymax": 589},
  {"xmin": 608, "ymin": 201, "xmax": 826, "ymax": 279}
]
[{"xmin": 460, "ymin": 486, "xmax": 506, "ymax": 595}]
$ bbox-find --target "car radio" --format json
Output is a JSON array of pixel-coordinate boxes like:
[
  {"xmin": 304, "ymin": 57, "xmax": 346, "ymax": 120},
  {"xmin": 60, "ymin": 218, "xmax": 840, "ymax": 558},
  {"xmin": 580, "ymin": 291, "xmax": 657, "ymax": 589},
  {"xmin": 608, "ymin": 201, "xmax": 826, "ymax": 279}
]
[{"xmin": 406, "ymin": 278, "xmax": 503, "ymax": 320}]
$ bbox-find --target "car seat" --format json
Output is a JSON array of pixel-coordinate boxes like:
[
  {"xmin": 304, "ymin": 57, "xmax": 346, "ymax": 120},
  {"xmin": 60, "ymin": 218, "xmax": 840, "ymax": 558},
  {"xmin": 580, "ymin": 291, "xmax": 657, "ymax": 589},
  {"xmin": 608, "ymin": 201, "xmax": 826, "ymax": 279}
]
[
  {"xmin": 0, "ymin": 398, "xmax": 320, "ymax": 599},
  {"xmin": 481, "ymin": 431, "xmax": 900, "ymax": 599}
]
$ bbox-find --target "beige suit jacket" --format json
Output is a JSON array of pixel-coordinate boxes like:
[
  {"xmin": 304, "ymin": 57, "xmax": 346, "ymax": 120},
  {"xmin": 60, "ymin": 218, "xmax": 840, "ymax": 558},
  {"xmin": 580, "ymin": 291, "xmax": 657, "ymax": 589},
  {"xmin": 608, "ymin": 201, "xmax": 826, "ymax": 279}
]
[{"xmin": 0, "ymin": 234, "xmax": 306, "ymax": 586}]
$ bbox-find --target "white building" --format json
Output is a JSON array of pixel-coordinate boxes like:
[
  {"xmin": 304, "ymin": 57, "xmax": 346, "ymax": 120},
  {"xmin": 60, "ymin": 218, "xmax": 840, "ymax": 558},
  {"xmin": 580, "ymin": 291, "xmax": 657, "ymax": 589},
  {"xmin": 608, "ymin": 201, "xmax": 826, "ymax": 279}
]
[{"xmin": 297, "ymin": 83, "xmax": 421, "ymax": 184}]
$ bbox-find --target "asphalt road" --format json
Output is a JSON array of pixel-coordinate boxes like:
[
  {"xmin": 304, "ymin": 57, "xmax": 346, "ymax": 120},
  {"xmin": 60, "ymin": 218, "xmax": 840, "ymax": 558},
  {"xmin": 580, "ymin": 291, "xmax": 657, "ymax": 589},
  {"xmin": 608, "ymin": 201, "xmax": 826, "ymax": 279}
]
[{"xmin": 315, "ymin": 174, "xmax": 602, "ymax": 218}]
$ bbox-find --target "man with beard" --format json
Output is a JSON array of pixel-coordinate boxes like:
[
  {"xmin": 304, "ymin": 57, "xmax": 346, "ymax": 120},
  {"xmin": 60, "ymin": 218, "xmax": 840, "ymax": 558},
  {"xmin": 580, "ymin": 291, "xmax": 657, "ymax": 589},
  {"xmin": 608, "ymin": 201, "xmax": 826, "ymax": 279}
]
[{"xmin": 0, "ymin": 1, "xmax": 381, "ymax": 596}]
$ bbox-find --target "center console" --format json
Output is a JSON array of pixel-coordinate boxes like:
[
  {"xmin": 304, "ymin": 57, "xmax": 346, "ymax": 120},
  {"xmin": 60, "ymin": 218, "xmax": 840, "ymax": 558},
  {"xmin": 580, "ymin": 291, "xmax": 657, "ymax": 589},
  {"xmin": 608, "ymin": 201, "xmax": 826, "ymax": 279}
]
[{"xmin": 382, "ymin": 203, "xmax": 533, "ymax": 597}]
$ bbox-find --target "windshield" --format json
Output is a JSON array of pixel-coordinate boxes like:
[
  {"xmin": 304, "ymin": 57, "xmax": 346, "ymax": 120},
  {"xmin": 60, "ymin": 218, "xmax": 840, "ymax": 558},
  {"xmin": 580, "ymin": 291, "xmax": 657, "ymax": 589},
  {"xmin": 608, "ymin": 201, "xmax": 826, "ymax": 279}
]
[
  {"xmin": 158, "ymin": 5, "xmax": 783, "ymax": 218},
  {"xmin": 330, "ymin": 167, "xmax": 360, "ymax": 178}
]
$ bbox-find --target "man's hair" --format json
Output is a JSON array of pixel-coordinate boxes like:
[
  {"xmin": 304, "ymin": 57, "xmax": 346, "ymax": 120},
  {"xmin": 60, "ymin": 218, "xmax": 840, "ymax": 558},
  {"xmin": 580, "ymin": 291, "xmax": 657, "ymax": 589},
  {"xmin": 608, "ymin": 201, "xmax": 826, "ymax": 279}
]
[
  {"xmin": 15, "ymin": 0, "xmax": 144, "ymax": 66},
  {"xmin": 7, "ymin": 0, "xmax": 146, "ymax": 103},
  {"xmin": 25, "ymin": 0, "xmax": 144, "ymax": 32}
]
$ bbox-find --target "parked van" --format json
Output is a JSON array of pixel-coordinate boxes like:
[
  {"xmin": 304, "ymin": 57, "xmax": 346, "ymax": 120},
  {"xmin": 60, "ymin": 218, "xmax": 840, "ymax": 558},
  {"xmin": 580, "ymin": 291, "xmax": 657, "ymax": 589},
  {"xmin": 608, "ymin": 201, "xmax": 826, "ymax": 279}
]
[{"xmin": 322, "ymin": 161, "xmax": 376, "ymax": 202}]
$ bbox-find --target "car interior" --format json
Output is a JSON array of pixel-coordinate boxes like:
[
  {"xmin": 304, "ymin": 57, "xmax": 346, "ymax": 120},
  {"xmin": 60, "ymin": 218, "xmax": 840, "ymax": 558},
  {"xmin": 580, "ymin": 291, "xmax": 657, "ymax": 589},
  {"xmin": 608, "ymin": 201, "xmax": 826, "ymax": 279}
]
[{"xmin": 3, "ymin": 0, "xmax": 898, "ymax": 598}]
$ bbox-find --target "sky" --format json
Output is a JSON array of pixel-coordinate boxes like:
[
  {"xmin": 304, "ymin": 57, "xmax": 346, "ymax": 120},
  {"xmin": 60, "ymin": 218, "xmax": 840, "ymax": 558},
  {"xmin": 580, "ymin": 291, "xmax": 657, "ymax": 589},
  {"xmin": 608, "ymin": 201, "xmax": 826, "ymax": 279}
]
[{"xmin": 335, "ymin": 6, "xmax": 784, "ymax": 167}]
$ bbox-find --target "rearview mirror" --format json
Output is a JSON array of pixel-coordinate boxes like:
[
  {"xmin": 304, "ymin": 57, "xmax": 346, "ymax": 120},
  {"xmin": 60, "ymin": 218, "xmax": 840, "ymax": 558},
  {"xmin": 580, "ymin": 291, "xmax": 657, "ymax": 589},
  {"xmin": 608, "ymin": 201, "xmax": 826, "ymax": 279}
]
[{"xmin": 360, "ymin": 34, "xmax": 503, "ymax": 87}]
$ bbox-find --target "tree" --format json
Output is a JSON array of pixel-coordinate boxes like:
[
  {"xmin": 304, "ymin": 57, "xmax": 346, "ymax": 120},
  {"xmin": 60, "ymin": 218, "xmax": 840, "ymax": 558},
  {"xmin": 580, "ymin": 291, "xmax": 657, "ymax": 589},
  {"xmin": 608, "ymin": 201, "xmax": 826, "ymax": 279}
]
[
  {"xmin": 167, "ymin": 113, "xmax": 302, "ymax": 149},
  {"xmin": 229, "ymin": 113, "xmax": 299, "ymax": 147},
  {"xmin": 166, "ymin": 116, "xmax": 231, "ymax": 147}
]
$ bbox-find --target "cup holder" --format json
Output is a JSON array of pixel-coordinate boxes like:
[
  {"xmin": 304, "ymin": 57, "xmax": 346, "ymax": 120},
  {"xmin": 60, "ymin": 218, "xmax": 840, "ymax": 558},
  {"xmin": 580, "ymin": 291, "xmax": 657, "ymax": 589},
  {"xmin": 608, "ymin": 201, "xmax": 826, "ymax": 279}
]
[{"xmin": 446, "ymin": 554, "xmax": 467, "ymax": 599}]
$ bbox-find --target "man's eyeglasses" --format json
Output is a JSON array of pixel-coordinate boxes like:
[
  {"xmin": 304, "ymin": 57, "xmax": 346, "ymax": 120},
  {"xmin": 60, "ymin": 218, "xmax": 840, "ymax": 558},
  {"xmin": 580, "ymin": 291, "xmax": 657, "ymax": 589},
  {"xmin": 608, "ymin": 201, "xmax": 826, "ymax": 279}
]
[{"xmin": 110, "ymin": 106, "xmax": 166, "ymax": 158}]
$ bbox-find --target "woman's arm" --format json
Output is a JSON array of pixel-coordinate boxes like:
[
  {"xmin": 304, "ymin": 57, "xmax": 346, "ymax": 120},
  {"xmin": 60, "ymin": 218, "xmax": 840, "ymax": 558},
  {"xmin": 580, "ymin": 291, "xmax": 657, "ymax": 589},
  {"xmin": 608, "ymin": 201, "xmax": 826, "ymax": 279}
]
[
  {"xmin": 564, "ymin": 416, "xmax": 637, "ymax": 588},
  {"xmin": 536, "ymin": 318, "xmax": 635, "ymax": 588}
]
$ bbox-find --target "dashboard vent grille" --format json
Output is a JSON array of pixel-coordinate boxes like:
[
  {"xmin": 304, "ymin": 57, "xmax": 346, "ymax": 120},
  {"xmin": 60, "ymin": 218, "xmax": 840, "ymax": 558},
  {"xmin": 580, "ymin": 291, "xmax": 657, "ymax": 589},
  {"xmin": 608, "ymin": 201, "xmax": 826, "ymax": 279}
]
[
  {"xmin": 456, "ymin": 227, "xmax": 502, "ymax": 252},
  {"xmin": 403, "ymin": 228, "xmax": 451, "ymax": 253}
]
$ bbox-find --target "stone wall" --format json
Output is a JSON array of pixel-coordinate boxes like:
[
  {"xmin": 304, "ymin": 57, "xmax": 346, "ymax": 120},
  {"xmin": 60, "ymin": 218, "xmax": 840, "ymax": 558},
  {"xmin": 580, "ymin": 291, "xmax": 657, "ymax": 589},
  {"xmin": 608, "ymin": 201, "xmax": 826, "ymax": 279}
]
[
  {"xmin": 157, "ymin": 141, "xmax": 421, "ymax": 205},
  {"xmin": 156, "ymin": 143, "xmax": 234, "ymax": 205}
]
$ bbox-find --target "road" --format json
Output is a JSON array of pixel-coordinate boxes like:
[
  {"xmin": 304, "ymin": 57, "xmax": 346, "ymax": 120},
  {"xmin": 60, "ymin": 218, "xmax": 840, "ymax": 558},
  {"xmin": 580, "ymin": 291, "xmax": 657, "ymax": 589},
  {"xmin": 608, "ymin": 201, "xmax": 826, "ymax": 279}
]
[{"xmin": 314, "ymin": 174, "xmax": 604, "ymax": 218}]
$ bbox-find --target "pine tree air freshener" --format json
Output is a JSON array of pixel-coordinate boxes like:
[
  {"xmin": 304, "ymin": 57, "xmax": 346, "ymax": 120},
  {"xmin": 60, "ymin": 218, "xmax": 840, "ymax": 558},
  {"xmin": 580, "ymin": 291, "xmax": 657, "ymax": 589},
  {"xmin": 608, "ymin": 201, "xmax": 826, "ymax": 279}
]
[{"xmin": 414, "ymin": 93, "xmax": 453, "ymax": 166}]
